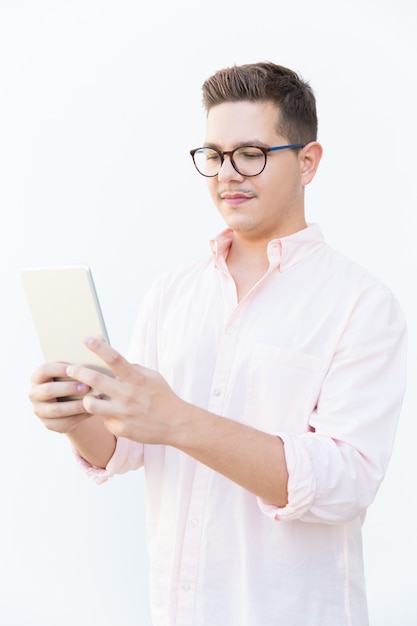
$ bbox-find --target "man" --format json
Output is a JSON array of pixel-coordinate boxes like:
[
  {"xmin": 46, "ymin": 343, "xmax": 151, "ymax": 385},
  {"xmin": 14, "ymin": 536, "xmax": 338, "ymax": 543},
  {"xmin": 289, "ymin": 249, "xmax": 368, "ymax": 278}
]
[{"xmin": 29, "ymin": 62, "xmax": 407, "ymax": 625}]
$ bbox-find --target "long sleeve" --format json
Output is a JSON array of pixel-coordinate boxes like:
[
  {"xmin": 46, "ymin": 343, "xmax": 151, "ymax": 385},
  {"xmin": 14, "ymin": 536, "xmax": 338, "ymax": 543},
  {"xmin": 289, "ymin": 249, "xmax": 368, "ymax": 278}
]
[{"xmin": 259, "ymin": 281, "xmax": 407, "ymax": 522}]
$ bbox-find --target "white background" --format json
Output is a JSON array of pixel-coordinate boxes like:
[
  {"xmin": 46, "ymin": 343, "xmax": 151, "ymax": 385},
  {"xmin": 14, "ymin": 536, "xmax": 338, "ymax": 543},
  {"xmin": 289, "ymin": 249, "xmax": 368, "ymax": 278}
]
[{"xmin": 0, "ymin": 1, "xmax": 416, "ymax": 624}]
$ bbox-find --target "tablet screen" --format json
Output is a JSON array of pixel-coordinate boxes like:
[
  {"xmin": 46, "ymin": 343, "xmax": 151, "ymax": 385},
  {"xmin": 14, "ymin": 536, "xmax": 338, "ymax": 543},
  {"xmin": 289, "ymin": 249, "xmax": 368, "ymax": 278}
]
[{"xmin": 20, "ymin": 265, "xmax": 109, "ymax": 367}]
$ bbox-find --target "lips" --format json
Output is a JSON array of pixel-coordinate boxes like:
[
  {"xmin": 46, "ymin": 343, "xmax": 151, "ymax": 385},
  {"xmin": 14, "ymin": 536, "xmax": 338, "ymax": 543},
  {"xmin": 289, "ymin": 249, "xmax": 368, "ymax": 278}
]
[{"xmin": 219, "ymin": 190, "xmax": 256, "ymax": 203}]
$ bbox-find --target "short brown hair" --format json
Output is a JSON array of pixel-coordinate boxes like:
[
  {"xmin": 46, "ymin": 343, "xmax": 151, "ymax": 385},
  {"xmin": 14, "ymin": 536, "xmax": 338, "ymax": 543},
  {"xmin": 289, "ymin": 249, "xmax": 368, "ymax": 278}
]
[{"xmin": 201, "ymin": 61, "xmax": 318, "ymax": 144}]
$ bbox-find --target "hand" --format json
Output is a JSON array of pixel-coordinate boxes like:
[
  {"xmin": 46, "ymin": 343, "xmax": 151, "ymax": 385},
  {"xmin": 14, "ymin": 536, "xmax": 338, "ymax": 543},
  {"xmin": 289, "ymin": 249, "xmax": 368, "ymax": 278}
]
[
  {"xmin": 66, "ymin": 337, "xmax": 186, "ymax": 445},
  {"xmin": 69, "ymin": 339, "xmax": 289, "ymax": 505},
  {"xmin": 29, "ymin": 362, "xmax": 93, "ymax": 434}
]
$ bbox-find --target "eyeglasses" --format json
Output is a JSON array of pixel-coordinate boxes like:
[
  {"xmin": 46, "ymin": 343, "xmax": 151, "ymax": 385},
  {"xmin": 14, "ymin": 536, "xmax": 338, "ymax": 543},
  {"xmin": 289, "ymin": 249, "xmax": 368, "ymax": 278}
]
[{"xmin": 189, "ymin": 144, "xmax": 305, "ymax": 178}]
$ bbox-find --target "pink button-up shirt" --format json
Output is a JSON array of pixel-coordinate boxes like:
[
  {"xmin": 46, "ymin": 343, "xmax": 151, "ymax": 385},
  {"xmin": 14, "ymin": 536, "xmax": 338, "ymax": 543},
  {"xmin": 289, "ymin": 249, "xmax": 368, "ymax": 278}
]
[{"xmin": 79, "ymin": 224, "xmax": 407, "ymax": 626}]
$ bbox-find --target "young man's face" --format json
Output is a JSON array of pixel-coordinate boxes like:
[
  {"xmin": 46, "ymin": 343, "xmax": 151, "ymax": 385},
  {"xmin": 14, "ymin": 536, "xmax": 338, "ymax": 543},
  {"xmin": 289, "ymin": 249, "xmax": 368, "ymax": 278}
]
[{"xmin": 204, "ymin": 100, "xmax": 312, "ymax": 241}]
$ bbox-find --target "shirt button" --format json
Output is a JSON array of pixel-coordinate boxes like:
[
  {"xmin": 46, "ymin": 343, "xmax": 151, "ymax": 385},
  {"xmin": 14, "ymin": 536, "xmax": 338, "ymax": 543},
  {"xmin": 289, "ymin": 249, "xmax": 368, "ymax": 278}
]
[
  {"xmin": 226, "ymin": 326, "xmax": 234, "ymax": 335},
  {"xmin": 212, "ymin": 388, "xmax": 222, "ymax": 397},
  {"xmin": 182, "ymin": 583, "xmax": 191, "ymax": 592},
  {"xmin": 190, "ymin": 518, "xmax": 200, "ymax": 527}
]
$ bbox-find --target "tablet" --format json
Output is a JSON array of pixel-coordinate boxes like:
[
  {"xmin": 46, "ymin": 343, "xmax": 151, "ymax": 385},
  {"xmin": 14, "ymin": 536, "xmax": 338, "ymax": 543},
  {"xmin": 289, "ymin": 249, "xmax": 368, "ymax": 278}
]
[{"xmin": 20, "ymin": 265, "xmax": 110, "ymax": 368}]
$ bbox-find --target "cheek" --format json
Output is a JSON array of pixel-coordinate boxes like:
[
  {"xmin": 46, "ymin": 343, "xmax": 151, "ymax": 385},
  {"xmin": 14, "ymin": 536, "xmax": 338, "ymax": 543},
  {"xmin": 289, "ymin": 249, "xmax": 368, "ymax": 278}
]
[
  {"xmin": 266, "ymin": 168, "xmax": 297, "ymax": 198},
  {"xmin": 206, "ymin": 179, "xmax": 219, "ymax": 203}
]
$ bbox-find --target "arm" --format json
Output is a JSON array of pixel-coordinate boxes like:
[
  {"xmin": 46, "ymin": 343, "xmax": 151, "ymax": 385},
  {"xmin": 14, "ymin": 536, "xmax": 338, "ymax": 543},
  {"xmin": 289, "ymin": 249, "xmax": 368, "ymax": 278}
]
[
  {"xmin": 168, "ymin": 400, "xmax": 288, "ymax": 506},
  {"xmin": 67, "ymin": 274, "xmax": 407, "ymax": 518},
  {"xmin": 67, "ymin": 338, "xmax": 289, "ymax": 506},
  {"xmin": 66, "ymin": 415, "xmax": 117, "ymax": 469},
  {"xmin": 29, "ymin": 361, "xmax": 117, "ymax": 468}
]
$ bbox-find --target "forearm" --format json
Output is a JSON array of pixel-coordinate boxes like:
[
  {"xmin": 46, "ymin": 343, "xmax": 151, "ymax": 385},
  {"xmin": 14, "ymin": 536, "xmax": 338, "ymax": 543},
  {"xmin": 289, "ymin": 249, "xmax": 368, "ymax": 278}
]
[
  {"xmin": 67, "ymin": 341, "xmax": 288, "ymax": 501},
  {"xmin": 171, "ymin": 401, "xmax": 289, "ymax": 506},
  {"xmin": 67, "ymin": 414, "xmax": 117, "ymax": 469}
]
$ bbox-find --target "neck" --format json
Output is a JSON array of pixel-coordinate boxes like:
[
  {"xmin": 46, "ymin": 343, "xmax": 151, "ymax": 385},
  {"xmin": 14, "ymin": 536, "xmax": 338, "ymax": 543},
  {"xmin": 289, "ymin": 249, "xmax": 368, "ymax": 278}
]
[
  {"xmin": 224, "ymin": 236, "xmax": 272, "ymax": 301},
  {"xmin": 227, "ymin": 218, "xmax": 307, "ymax": 263},
  {"xmin": 227, "ymin": 234, "xmax": 269, "ymax": 265},
  {"xmin": 224, "ymin": 222, "xmax": 307, "ymax": 301}
]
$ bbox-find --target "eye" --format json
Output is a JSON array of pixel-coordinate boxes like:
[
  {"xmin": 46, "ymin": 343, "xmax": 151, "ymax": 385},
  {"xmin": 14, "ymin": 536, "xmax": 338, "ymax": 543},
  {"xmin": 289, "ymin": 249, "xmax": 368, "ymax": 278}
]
[
  {"xmin": 207, "ymin": 152, "xmax": 220, "ymax": 161},
  {"xmin": 235, "ymin": 147, "xmax": 264, "ymax": 160},
  {"xmin": 194, "ymin": 148, "xmax": 218, "ymax": 160}
]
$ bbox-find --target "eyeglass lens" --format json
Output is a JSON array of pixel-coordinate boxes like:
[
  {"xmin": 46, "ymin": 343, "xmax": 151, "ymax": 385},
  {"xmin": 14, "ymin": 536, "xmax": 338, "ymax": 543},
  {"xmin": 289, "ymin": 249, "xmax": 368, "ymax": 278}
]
[{"xmin": 193, "ymin": 147, "xmax": 266, "ymax": 177}]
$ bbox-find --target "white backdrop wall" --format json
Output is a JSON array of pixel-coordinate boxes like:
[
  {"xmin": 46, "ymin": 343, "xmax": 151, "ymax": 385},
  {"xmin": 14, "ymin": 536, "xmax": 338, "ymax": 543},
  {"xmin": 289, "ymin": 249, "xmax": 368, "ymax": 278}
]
[{"xmin": 0, "ymin": 1, "xmax": 416, "ymax": 624}]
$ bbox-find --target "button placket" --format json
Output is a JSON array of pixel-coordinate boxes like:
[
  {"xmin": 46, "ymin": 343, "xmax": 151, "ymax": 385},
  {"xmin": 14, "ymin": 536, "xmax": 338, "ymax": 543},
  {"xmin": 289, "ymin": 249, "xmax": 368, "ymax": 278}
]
[
  {"xmin": 176, "ymin": 464, "xmax": 210, "ymax": 625},
  {"xmin": 207, "ymin": 317, "xmax": 240, "ymax": 413}
]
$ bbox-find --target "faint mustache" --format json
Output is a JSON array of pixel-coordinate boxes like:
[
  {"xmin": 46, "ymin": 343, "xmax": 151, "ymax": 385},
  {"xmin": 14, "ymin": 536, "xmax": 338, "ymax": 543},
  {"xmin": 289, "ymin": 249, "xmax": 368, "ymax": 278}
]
[{"xmin": 218, "ymin": 189, "xmax": 256, "ymax": 198}]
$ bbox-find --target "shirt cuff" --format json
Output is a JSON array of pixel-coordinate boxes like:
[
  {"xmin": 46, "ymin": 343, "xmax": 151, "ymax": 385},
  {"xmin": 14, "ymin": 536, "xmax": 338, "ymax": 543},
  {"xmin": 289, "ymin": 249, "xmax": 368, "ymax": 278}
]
[
  {"xmin": 73, "ymin": 436, "xmax": 144, "ymax": 485},
  {"xmin": 257, "ymin": 433, "xmax": 316, "ymax": 521}
]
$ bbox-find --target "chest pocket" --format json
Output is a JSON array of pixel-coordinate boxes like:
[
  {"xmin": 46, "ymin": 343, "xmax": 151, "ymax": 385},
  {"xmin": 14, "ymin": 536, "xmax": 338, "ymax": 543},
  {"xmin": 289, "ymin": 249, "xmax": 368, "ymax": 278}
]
[{"xmin": 243, "ymin": 344, "xmax": 323, "ymax": 433}]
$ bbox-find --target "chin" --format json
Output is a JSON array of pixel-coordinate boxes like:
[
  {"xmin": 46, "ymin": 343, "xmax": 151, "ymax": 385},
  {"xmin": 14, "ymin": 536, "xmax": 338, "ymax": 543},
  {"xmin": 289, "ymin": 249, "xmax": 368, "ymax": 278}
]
[{"xmin": 219, "ymin": 210, "xmax": 252, "ymax": 230}]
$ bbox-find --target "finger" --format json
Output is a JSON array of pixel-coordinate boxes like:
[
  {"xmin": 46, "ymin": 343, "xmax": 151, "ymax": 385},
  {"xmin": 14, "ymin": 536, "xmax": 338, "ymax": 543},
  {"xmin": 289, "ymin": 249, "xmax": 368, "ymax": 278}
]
[
  {"xmin": 83, "ymin": 336, "xmax": 133, "ymax": 379},
  {"xmin": 35, "ymin": 397, "xmax": 91, "ymax": 420},
  {"xmin": 40, "ymin": 412, "xmax": 95, "ymax": 435},
  {"xmin": 66, "ymin": 363, "xmax": 118, "ymax": 399},
  {"xmin": 29, "ymin": 376, "xmax": 89, "ymax": 403},
  {"xmin": 82, "ymin": 392, "xmax": 112, "ymax": 417},
  {"xmin": 30, "ymin": 362, "xmax": 72, "ymax": 385}
]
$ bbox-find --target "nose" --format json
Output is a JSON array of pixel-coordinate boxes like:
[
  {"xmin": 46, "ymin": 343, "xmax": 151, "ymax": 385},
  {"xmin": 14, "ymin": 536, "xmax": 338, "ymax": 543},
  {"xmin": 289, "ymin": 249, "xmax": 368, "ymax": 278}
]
[{"xmin": 217, "ymin": 154, "xmax": 244, "ymax": 182}]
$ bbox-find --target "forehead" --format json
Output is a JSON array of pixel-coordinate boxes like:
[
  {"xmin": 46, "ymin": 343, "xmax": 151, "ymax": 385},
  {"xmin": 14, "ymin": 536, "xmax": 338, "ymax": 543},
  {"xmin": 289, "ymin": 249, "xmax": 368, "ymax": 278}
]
[{"xmin": 205, "ymin": 100, "xmax": 282, "ymax": 146}]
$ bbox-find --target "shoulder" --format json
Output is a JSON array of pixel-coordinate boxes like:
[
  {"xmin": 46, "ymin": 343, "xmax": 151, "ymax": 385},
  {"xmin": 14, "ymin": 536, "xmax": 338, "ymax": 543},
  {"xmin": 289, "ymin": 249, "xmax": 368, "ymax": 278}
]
[
  {"xmin": 319, "ymin": 245, "xmax": 406, "ymax": 331},
  {"xmin": 141, "ymin": 255, "xmax": 214, "ymax": 309},
  {"xmin": 311, "ymin": 239, "xmax": 394, "ymax": 295}
]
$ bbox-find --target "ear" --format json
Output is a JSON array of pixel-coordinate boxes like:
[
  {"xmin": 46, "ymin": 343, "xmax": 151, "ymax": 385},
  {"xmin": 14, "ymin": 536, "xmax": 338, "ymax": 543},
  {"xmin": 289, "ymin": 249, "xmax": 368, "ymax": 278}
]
[{"xmin": 299, "ymin": 141, "xmax": 323, "ymax": 186}]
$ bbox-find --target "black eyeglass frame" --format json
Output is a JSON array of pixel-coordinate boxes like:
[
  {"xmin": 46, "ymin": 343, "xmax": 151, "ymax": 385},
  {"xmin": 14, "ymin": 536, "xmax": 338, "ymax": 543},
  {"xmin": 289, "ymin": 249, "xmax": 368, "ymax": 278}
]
[{"xmin": 189, "ymin": 143, "xmax": 306, "ymax": 178}]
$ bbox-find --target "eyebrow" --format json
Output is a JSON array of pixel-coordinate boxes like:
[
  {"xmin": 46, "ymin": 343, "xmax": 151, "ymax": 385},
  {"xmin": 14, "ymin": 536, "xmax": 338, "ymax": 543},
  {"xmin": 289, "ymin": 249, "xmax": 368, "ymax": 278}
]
[{"xmin": 203, "ymin": 140, "xmax": 270, "ymax": 150}]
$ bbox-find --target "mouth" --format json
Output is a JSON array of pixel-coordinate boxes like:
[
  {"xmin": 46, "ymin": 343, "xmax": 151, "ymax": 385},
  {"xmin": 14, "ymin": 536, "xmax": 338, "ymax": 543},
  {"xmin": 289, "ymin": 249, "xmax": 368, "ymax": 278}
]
[{"xmin": 219, "ymin": 190, "xmax": 256, "ymax": 205}]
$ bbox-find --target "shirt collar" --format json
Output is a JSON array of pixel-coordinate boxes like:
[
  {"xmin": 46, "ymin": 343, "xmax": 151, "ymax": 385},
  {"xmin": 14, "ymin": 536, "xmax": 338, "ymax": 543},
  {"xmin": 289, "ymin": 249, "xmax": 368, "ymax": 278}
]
[{"xmin": 210, "ymin": 223, "xmax": 326, "ymax": 272}]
